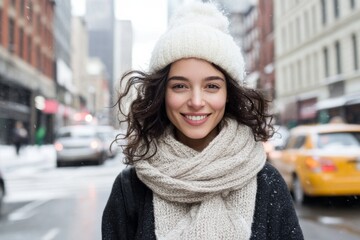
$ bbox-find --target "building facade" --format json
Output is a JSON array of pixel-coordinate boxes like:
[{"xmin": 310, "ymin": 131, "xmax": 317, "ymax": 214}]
[
  {"xmin": 72, "ymin": 16, "xmax": 90, "ymax": 112},
  {"xmin": 0, "ymin": 0, "xmax": 55, "ymax": 144},
  {"xmin": 85, "ymin": 0, "xmax": 115, "ymax": 98},
  {"xmin": 54, "ymin": 0, "xmax": 75, "ymax": 129},
  {"xmin": 274, "ymin": 0, "xmax": 360, "ymax": 127},
  {"xmin": 86, "ymin": 57, "xmax": 110, "ymax": 125},
  {"xmin": 257, "ymin": 0, "xmax": 275, "ymax": 101}
]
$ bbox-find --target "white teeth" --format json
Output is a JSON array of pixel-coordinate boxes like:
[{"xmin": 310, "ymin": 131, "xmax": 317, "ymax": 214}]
[{"xmin": 186, "ymin": 115, "xmax": 207, "ymax": 121}]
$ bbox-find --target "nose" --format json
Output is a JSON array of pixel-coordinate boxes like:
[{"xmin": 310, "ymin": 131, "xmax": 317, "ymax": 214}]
[{"xmin": 188, "ymin": 89, "xmax": 205, "ymax": 109}]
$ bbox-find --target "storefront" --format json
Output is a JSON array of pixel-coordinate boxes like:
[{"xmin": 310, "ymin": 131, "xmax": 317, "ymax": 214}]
[
  {"xmin": 0, "ymin": 80, "xmax": 31, "ymax": 144},
  {"xmin": 316, "ymin": 94, "xmax": 360, "ymax": 124},
  {"xmin": 298, "ymin": 98, "xmax": 317, "ymax": 125}
]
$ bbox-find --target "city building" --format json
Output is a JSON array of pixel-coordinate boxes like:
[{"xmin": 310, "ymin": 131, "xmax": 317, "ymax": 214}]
[
  {"xmin": 113, "ymin": 19, "xmax": 133, "ymax": 128},
  {"xmin": 257, "ymin": 0, "xmax": 275, "ymax": 101},
  {"xmin": 113, "ymin": 20, "xmax": 132, "ymax": 84},
  {"xmin": 0, "ymin": 0, "xmax": 55, "ymax": 144},
  {"xmin": 54, "ymin": 0, "xmax": 74, "ymax": 130},
  {"xmin": 212, "ymin": 0, "xmax": 274, "ymax": 95},
  {"xmin": 274, "ymin": 0, "xmax": 360, "ymax": 126},
  {"xmin": 71, "ymin": 16, "xmax": 90, "ymax": 113},
  {"xmin": 85, "ymin": 0, "xmax": 115, "ymax": 103},
  {"xmin": 86, "ymin": 57, "xmax": 110, "ymax": 125},
  {"xmin": 240, "ymin": 3, "xmax": 260, "ymax": 89}
]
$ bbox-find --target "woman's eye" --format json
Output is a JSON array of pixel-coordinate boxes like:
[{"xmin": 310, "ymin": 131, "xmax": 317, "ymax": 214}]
[
  {"xmin": 207, "ymin": 84, "xmax": 220, "ymax": 89},
  {"xmin": 172, "ymin": 84, "xmax": 186, "ymax": 89}
]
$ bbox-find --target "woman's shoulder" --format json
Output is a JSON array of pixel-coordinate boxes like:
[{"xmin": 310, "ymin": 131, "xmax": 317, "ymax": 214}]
[
  {"xmin": 256, "ymin": 163, "xmax": 288, "ymax": 193},
  {"xmin": 117, "ymin": 166, "xmax": 148, "ymax": 193},
  {"xmin": 257, "ymin": 162, "xmax": 283, "ymax": 180}
]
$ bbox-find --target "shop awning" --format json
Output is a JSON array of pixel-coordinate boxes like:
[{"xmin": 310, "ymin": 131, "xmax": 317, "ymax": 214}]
[
  {"xmin": 316, "ymin": 94, "xmax": 360, "ymax": 110},
  {"xmin": 43, "ymin": 99, "xmax": 59, "ymax": 114}
]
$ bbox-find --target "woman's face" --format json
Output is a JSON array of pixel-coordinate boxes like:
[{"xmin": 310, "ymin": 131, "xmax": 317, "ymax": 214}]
[{"xmin": 165, "ymin": 58, "xmax": 227, "ymax": 151}]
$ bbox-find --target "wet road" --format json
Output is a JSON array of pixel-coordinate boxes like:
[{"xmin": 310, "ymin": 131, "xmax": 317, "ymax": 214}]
[
  {"xmin": 0, "ymin": 156, "xmax": 360, "ymax": 239},
  {"xmin": 0, "ymin": 157, "xmax": 124, "ymax": 240}
]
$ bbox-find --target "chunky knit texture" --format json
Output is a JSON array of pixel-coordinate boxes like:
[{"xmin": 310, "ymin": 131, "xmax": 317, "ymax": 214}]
[
  {"xmin": 101, "ymin": 164, "xmax": 305, "ymax": 240},
  {"xmin": 149, "ymin": 2, "xmax": 246, "ymax": 83},
  {"xmin": 134, "ymin": 119, "xmax": 266, "ymax": 239}
]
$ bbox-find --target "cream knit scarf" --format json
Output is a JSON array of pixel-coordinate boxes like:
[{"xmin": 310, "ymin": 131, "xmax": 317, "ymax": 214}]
[{"xmin": 134, "ymin": 119, "xmax": 266, "ymax": 240}]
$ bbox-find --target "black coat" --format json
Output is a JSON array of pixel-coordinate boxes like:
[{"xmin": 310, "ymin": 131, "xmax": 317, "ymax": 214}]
[{"xmin": 102, "ymin": 163, "xmax": 304, "ymax": 240}]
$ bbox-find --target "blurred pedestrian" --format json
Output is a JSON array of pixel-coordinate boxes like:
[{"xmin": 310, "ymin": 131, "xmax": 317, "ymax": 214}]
[
  {"xmin": 35, "ymin": 126, "xmax": 46, "ymax": 146},
  {"xmin": 12, "ymin": 121, "xmax": 28, "ymax": 155},
  {"xmin": 102, "ymin": 2, "xmax": 304, "ymax": 240},
  {"xmin": 329, "ymin": 116, "xmax": 345, "ymax": 124}
]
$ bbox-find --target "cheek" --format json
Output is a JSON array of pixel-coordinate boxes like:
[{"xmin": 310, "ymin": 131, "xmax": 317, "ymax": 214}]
[
  {"xmin": 165, "ymin": 91, "xmax": 182, "ymax": 113},
  {"xmin": 211, "ymin": 99, "xmax": 227, "ymax": 112},
  {"xmin": 208, "ymin": 92, "xmax": 227, "ymax": 111}
]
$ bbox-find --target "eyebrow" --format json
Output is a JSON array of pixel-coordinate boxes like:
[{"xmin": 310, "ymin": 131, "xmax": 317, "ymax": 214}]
[{"xmin": 167, "ymin": 76, "xmax": 225, "ymax": 81}]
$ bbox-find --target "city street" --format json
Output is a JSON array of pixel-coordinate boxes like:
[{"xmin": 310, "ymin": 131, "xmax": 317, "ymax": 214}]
[
  {"xmin": 0, "ymin": 147, "xmax": 360, "ymax": 240},
  {"xmin": 0, "ymin": 149, "xmax": 125, "ymax": 240}
]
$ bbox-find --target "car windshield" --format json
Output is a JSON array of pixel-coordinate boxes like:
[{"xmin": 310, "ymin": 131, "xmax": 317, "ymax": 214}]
[
  {"xmin": 317, "ymin": 132, "xmax": 360, "ymax": 149},
  {"xmin": 56, "ymin": 128, "xmax": 96, "ymax": 139}
]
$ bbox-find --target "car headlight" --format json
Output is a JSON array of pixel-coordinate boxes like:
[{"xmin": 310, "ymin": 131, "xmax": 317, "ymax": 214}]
[
  {"xmin": 54, "ymin": 142, "xmax": 63, "ymax": 151},
  {"xmin": 90, "ymin": 140, "xmax": 102, "ymax": 150}
]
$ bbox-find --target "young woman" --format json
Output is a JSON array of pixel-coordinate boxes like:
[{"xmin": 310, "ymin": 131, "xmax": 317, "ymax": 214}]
[{"xmin": 102, "ymin": 2, "xmax": 304, "ymax": 240}]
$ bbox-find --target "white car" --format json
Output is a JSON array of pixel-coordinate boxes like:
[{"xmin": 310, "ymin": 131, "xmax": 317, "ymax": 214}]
[
  {"xmin": 96, "ymin": 125, "xmax": 120, "ymax": 159},
  {"xmin": 54, "ymin": 125, "xmax": 107, "ymax": 167}
]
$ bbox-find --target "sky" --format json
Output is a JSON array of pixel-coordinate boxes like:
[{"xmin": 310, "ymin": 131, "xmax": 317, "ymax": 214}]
[{"xmin": 71, "ymin": 0, "xmax": 168, "ymax": 69}]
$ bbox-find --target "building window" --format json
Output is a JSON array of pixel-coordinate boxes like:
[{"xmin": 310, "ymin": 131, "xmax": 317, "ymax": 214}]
[
  {"xmin": 27, "ymin": 0, "xmax": 33, "ymax": 23},
  {"xmin": 37, "ymin": 15, "xmax": 41, "ymax": 34},
  {"xmin": 281, "ymin": 28, "xmax": 286, "ymax": 51},
  {"xmin": 280, "ymin": 0, "xmax": 285, "ymax": 15},
  {"xmin": 36, "ymin": 46, "xmax": 41, "ymax": 70},
  {"xmin": 350, "ymin": 0, "xmax": 356, "ymax": 9},
  {"xmin": 20, "ymin": 0, "xmax": 25, "ymax": 16},
  {"xmin": 8, "ymin": 18, "xmax": 15, "ymax": 53},
  {"xmin": 312, "ymin": 5, "xmax": 317, "ymax": 35},
  {"xmin": 334, "ymin": 0, "xmax": 340, "ymax": 18},
  {"xmin": 306, "ymin": 55, "xmax": 311, "ymax": 85},
  {"xmin": 283, "ymin": 66, "xmax": 288, "ymax": 91},
  {"xmin": 321, "ymin": 0, "xmax": 327, "ymax": 25},
  {"xmin": 296, "ymin": 17, "xmax": 301, "ymax": 44},
  {"xmin": 0, "ymin": 9, "xmax": 2, "ymax": 44},
  {"xmin": 352, "ymin": 34, "xmax": 359, "ymax": 70},
  {"xmin": 289, "ymin": 21, "xmax": 294, "ymax": 47},
  {"xmin": 290, "ymin": 64, "xmax": 295, "ymax": 91},
  {"xmin": 314, "ymin": 52, "xmax": 319, "ymax": 84},
  {"xmin": 19, "ymin": 28, "xmax": 24, "ymax": 58},
  {"xmin": 10, "ymin": 0, "xmax": 16, "ymax": 7},
  {"xmin": 304, "ymin": 10, "xmax": 309, "ymax": 39},
  {"xmin": 27, "ymin": 36, "xmax": 32, "ymax": 63},
  {"xmin": 335, "ymin": 41, "xmax": 342, "ymax": 74},
  {"xmin": 323, "ymin": 47, "xmax": 329, "ymax": 77},
  {"xmin": 297, "ymin": 60, "xmax": 302, "ymax": 87}
]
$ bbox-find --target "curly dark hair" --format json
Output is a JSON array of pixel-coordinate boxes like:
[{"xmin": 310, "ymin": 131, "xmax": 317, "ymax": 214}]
[{"xmin": 115, "ymin": 63, "xmax": 273, "ymax": 165}]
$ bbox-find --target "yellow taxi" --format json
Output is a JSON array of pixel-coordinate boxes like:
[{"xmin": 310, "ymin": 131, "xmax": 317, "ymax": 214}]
[{"xmin": 269, "ymin": 123, "xmax": 360, "ymax": 204}]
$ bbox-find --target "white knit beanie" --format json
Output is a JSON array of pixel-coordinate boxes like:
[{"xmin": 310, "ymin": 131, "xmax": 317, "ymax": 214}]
[{"xmin": 149, "ymin": 1, "xmax": 246, "ymax": 83}]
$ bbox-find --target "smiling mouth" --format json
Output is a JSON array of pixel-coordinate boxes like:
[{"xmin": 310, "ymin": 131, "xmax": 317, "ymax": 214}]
[{"xmin": 183, "ymin": 114, "xmax": 209, "ymax": 121}]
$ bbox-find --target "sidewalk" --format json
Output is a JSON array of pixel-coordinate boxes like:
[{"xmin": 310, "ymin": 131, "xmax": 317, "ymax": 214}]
[{"xmin": 0, "ymin": 145, "xmax": 56, "ymax": 173}]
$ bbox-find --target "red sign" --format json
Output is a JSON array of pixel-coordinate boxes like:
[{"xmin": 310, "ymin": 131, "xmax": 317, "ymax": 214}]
[{"xmin": 43, "ymin": 100, "xmax": 59, "ymax": 114}]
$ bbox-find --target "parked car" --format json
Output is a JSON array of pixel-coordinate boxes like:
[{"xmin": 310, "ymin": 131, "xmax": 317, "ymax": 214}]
[
  {"xmin": 270, "ymin": 123, "xmax": 360, "ymax": 204},
  {"xmin": 96, "ymin": 125, "xmax": 119, "ymax": 159},
  {"xmin": 0, "ymin": 169, "xmax": 5, "ymax": 214},
  {"xmin": 54, "ymin": 125, "xmax": 107, "ymax": 167}
]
